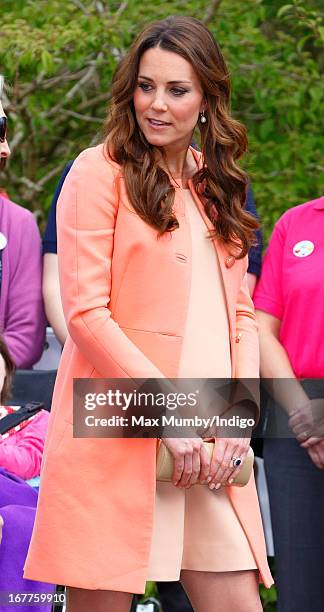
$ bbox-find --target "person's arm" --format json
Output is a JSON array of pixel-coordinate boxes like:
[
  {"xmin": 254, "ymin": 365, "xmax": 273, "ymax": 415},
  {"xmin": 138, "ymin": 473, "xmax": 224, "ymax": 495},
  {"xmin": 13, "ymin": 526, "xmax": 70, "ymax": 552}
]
[
  {"xmin": 43, "ymin": 253, "xmax": 68, "ymax": 345},
  {"xmin": 4, "ymin": 212, "xmax": 46, "ymax": 368},
  {"xmin": 257, "ymin": 309, "xmax": 324, "ymax": 457},
  {"xmin": 203, "ymin": 265, "xmax": 261, "ymax": 489},
  {"xmin": 254, "ymin": 217, "xmax": 319, "ymax": 442},
  {"xmin": 0, "ymin": 410, "xmax": 49, "ymax": 480},
  {"xmin": 42, "ymin": 161, "xmax": 74, "ymax": 345},
  {"xmin": 246, "ymin": 273, "xmax": 257, "ymax": 296},
  {"xmin": 254, "ymin": 216, "xmax": 309, "ymax": 410},
  {"xmin": 256, "ymin": 310, "xmax": 309, "ymax": 410},
  {"xmin": 57, "ymin": 147, "xmax": 166, "ymax": 380},
  {"xmin": 234, "ymin": 269, "xmax": 260, "ymax": 379}
]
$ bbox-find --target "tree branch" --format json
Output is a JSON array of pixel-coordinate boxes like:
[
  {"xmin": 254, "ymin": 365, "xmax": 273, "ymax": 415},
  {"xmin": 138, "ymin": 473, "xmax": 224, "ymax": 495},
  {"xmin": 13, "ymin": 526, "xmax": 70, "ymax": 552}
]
[
  {"xmin": 45, "ymin": 56, "xmax": 103, "ymax": 118},
  {"xmin": 38, "ymin": 163, "xmax": 68, "ymax": 187},
  {"xmin": 70, "ymin": 0, "xmax": 90, "ymax": 15},
  {"xmin": 115, "ymin": 1, "xmax": 128, "ymax": 18},
  {"xmin": 95, "ymin": 1, "xmax": 105, "ymax": 14},
  {"xmin": 78, "ymin": 92, "xmax": 110, "ymax": 111},
  {"xmin": 8, "ymin": 162, "xmax": 67, "ymax": 204},
  {"xmin": 13, "ymin": 65, "xmax": 95, "ymax": 102},
  {"xmin": 61, "ymin": 109, "xmax": 104, "ymax": 123},
  {"xmin": 203, "ymin": 0, "xmax": 223, "ymax": 25}
]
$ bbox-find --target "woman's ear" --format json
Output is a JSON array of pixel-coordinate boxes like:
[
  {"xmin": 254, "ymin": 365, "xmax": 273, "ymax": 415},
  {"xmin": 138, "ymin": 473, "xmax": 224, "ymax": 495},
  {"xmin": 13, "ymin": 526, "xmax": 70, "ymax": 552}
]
[{"xmin": 200, "ymin": 95, "xmax": 208, "ymax": 112}]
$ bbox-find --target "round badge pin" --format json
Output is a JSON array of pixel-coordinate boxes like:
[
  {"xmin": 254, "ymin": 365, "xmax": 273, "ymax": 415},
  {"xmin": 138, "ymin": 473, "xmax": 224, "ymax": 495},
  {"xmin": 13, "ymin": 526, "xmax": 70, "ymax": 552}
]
[
  {"xmin": 0, "ymin": 233, "xmax": 7, "ymax": 250},
  {"xmin": 293, "ymin": 240, "xmax": 314, "ymax": 258}
]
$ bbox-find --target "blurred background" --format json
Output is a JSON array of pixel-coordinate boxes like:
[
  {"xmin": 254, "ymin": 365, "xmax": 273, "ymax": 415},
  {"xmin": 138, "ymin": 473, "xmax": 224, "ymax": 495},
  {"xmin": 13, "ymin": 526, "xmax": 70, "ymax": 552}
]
[
  {"xmin": 0, "ymin": 0, "xmax": 323, "ymax": 239},
  {"xmin": 0, "ymin": 2, "xmax": 323, "ymax": 609}
]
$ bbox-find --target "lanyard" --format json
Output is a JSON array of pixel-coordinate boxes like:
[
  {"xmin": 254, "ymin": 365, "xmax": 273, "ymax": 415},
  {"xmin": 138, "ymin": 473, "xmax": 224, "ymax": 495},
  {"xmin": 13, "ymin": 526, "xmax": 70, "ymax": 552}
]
[
  {"xmin": 0, "ymin": 402, "xmax": 44, "ymax": 436},
  {"xmin": 0, "ymin": 232, "xmax": 7, "ymax": 293}
]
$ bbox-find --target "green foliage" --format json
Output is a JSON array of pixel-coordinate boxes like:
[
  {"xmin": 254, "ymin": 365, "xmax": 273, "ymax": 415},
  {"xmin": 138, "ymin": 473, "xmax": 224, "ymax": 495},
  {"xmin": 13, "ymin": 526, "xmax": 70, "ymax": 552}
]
[
  {"xmin": 259, "ymin": 583, "xmax": 277, "ymax": 610},
  {"xmin": 0, "ymin": 0, "xmax": 323, "ymax": 243},
  {"xmin": 259, "ymin": 558, "xmax": 277, "ymax": 609}
]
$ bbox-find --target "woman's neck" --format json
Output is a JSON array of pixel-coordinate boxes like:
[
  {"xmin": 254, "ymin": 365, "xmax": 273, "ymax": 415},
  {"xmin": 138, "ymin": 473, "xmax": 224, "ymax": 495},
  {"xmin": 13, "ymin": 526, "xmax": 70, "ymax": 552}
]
[{"xmin": 159, "ymin": 145, "xmax": 197, "ymax": 182}]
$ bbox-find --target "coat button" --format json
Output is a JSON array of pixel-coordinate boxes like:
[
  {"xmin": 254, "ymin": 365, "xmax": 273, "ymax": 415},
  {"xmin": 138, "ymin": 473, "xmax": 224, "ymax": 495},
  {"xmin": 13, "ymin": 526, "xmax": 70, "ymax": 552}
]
[{"xmin": 225, "ymin": 255, "xmax": 235, "ymax": 268}]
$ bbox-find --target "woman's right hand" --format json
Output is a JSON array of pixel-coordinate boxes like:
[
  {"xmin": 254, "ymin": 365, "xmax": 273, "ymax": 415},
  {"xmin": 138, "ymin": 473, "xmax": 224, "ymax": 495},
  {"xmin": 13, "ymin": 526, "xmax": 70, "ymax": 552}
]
[
  {"xmin": 161, "ymin": 437, "xmax": 211, "ymax": 488},
  {"xmin": 289, "ymin": 398, "xmax": 324, "ymax": 443}
]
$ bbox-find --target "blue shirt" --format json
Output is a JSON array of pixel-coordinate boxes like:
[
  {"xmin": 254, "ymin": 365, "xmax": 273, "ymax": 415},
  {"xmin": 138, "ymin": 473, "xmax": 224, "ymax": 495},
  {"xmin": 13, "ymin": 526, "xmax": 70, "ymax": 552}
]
[
  {"xmin": 43, "ymin": 160, "xmax": 262, "ymax": 276},
  {"xmin": 43, "ymin": 161, "xmax": 74, "ymax": 255}
]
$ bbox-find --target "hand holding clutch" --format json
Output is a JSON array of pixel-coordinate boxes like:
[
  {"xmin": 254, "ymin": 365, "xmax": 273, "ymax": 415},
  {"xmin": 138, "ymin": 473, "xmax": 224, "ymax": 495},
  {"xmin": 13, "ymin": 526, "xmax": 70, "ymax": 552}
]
[{"xmin": 156, "ymin": 441, "xmax": 254, "ymax": 487}]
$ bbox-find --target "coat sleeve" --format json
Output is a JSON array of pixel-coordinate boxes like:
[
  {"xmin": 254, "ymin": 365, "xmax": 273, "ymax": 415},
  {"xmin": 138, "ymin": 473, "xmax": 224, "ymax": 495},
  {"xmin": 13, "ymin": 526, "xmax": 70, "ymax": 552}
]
[
  {"xmin": 235, "ymin": 271, "xmax": 260, "ymax": 377},
  {"xmin": 57, "ymin": 147, "xmax": 165, "ymax": 381},
  {"xmin": 4, "ymin": 212, "xmax": 46, "ymax": 368},
  {"xmin": 232, "ymin": 268, "xmax": 260, "ymax": 421}
]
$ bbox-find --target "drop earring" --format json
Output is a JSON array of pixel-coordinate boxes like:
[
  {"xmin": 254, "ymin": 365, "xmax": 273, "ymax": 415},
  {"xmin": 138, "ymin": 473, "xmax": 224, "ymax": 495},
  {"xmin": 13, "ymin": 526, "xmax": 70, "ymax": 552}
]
[{"xmin": 200, "ymin": 110, "xmax": 207, "ymax": 124}]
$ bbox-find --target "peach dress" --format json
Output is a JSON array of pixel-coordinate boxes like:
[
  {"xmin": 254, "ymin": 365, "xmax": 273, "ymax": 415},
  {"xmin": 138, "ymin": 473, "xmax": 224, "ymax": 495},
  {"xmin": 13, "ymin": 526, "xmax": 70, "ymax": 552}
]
[{"xmin": 147, "ymin": 188, "xmax": 257, "ymax": 580}]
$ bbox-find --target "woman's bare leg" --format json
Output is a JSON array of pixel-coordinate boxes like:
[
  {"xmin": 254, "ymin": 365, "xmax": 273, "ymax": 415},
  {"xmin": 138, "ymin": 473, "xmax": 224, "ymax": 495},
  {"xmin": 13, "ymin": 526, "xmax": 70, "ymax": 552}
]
[
  {"xmin": 66, "ymin": 587, "xmax": 133, "ymax": 612},
  {"xmin": 180, "ymin": 569, "xmax": 262, "ymax": 612}
]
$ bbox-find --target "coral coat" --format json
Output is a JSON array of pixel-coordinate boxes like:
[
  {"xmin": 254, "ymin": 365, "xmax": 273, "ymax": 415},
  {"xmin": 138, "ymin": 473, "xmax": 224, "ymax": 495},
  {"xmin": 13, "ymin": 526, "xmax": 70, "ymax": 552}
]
[{"xmin": 24, "ymin": 144, "xmax": 272, "ymax": 592}]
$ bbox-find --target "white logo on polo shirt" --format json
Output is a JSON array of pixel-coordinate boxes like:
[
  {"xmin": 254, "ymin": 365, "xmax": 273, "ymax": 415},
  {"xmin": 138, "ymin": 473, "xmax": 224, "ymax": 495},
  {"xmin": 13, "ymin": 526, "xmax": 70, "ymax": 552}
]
[
  {"xmin": 293, "ymin": 240, "xmax": 315, "ymax": 258},
  {"xmin": 0, "ymin": 232, "xmax": 7, "ymax": 250}
]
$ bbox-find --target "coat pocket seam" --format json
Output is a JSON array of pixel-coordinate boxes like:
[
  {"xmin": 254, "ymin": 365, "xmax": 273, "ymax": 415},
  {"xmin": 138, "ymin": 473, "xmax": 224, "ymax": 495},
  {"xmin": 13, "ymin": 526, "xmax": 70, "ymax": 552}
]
[{"xmin": 120, "ymin": 326, "xmax": 181, "ymax": 338}]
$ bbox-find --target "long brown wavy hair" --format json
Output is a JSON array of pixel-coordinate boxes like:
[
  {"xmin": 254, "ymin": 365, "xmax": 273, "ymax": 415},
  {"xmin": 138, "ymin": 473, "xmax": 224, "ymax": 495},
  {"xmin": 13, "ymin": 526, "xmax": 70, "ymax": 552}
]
[
  {"xmin": 0, "ymin": 75, "xmax": 8, "ymax": 172},
  {"xmin": 104, "ymin": 16, "xmax": 258, "ymax": 257},
  {"xmin": 0, "ymin": 335, "xmax": 15, "ymax": 404}
]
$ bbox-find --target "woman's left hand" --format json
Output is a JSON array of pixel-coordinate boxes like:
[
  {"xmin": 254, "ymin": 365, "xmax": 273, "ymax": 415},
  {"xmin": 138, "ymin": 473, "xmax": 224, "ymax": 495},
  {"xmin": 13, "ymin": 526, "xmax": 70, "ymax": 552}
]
[
  {"xmin": 306, "ymin": 440, "xmax": 324, "ymax": 470},
  {"xmin": 206, "ymin": 437, "xmax": 251, "ymax": 489}
]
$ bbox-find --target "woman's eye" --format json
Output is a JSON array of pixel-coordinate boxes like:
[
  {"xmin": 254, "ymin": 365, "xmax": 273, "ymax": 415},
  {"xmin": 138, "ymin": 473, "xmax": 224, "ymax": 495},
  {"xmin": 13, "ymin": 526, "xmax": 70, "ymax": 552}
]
[
  {"xmin": 170, "ymin": 88, "xmax": 188, "ymax": 96},
  {"xmin": 138, "ymin": 83, "xmax": 188, "ymax": 96},
  {"xmin": 138, "ymin": 82, "xmax": 152, "ymax": 91}
]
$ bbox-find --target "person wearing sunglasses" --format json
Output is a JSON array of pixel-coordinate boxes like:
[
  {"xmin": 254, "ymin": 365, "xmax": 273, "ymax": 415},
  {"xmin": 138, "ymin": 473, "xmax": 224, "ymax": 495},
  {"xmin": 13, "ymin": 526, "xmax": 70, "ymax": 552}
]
[
  {"xmin": 0, "ymin": 115, "xmax": 10, "ymax": 200},
  {"xmin": 0, "ymin": 75, "xmax": 46, "ymax": 369},
  {"xmin": 0, "ymin": 116, "xmax": 10, "ymax": 171}
]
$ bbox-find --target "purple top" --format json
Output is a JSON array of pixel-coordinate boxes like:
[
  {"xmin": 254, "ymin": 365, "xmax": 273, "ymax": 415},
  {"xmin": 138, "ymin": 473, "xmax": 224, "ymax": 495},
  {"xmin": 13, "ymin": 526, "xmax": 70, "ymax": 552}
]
[{"xmin": 0, "ymin": 196, "xmax": 46, "ymax": 368}]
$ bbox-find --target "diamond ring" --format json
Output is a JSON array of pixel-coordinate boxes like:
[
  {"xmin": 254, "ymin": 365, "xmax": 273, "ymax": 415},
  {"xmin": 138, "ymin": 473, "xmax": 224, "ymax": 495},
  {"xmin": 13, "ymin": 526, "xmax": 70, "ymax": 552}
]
[{"xmin": 232, "ymin": 457, "xmax": 242, "ymax": 468}]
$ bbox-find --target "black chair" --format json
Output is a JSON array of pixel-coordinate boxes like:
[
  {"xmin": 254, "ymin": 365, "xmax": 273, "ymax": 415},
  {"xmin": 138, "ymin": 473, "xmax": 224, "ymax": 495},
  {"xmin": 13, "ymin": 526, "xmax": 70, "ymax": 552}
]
[
  {"xmin": 8, "ymin": 369, "xmax": 57, "ymax": 411},
  {"xmin": 51, "ymin": 585, "xmax": 66, "ymax": 612}
]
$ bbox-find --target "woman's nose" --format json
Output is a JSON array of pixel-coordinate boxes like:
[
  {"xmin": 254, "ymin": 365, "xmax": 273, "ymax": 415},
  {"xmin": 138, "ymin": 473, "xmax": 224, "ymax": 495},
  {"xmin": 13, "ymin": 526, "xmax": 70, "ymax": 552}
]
[
  {"xmin": 0, "ymin": 140, "xmax": 10, "ymax": 159},
  {"xmin": 151, "ymin": 92, "xmax": 168, "ymax": 112}
]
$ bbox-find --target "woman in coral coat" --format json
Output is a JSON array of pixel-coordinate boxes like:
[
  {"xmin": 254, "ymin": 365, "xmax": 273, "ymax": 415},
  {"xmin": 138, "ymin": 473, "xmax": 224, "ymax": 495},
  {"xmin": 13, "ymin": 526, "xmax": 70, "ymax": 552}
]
[{"xmin": 24, "ymin": 16, "xmax": 272, "ymax": 611}]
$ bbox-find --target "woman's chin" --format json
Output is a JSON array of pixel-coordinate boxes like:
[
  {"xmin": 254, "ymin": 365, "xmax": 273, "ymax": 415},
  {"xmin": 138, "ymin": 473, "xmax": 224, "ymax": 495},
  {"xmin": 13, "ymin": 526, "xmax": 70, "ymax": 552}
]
[{"xmin": 144, "ymin": 133, "xmax": 172, "ymax": 147}]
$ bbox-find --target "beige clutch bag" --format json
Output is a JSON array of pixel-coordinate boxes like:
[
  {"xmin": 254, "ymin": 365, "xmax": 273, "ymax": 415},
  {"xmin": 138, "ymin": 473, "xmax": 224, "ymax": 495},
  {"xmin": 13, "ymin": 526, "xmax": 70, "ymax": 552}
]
[{"xmin": 156, "ymin": 442, "xmax": 254, "ymax": 487}]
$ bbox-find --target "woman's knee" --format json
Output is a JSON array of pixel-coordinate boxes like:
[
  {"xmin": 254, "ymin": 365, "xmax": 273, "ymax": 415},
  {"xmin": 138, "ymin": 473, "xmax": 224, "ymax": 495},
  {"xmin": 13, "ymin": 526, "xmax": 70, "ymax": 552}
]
[
  {"xmin": 228, "ymin": 571, "xmax": 262, "ymax": 612},
  {"xmin": 66, "ymin": 586, "xmax": 132, "ymax": 612},
  {"xmin": 180, "ymin": 569, "xmax": 262, "ymax": 612}
]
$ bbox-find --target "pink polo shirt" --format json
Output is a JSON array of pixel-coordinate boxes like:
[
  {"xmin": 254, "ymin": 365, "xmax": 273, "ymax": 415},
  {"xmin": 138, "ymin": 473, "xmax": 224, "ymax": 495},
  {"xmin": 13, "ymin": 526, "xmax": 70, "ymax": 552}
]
[
  {"xmin": 0, "ymin": 409, "xmax": 49, "ymax": 480},
  {"xmin": 254, "ymin": 196, "xmax": 324, "ymax": 378}
]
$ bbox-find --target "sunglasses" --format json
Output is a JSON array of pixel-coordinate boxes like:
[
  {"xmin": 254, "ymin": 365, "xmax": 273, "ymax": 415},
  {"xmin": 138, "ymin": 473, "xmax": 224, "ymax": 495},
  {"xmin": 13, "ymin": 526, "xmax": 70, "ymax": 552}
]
[{"xmin": 0, "ymin": 117, "xmax": 7, "ymax": 143}]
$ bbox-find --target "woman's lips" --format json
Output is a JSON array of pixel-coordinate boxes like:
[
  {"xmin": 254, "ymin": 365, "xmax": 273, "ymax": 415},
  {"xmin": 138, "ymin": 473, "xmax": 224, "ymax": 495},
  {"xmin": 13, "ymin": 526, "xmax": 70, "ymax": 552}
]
[{"xmin": 146, "ymin": 118, "xmax": 171, "ymax": 129}]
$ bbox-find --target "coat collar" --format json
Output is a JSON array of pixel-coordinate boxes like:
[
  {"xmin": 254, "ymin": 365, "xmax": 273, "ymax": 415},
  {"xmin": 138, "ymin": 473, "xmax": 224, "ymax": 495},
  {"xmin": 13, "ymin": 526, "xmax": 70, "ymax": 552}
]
[{"xmin": 313, "ymin": 196, "xmax": 324, "ymax": 210}]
